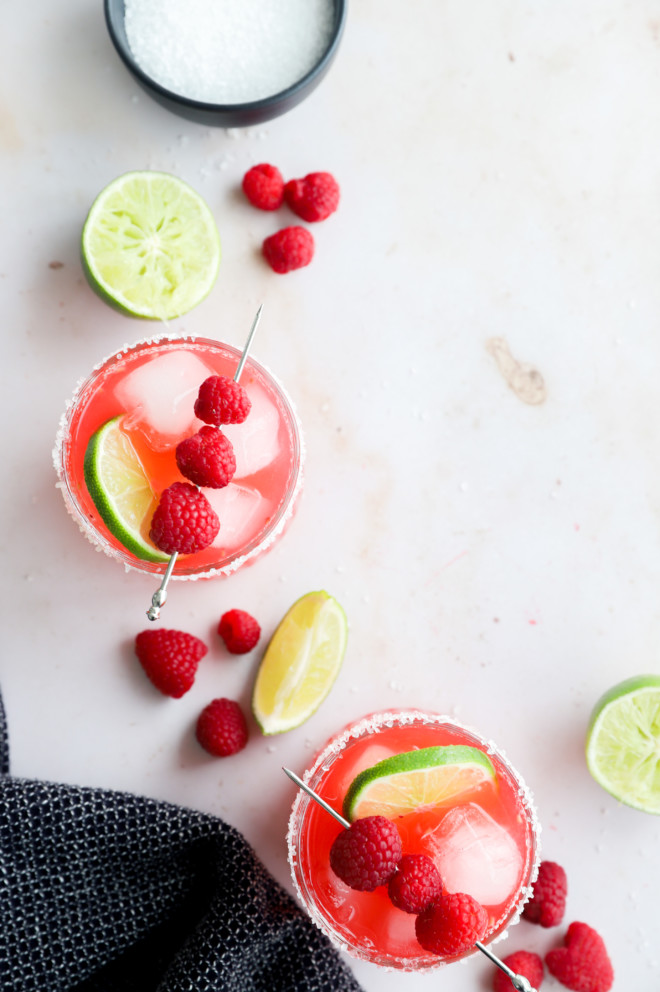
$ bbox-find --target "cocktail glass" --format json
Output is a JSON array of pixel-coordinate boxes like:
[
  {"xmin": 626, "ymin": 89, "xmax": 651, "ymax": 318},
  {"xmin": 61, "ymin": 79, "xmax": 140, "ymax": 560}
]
[
  {"xmin": 287, "ymin": 709, "xmax": 540, "ymax": 971},
  {"xmin": 54, "ymin": 334, "xmax": 304, "ymax": 579}
]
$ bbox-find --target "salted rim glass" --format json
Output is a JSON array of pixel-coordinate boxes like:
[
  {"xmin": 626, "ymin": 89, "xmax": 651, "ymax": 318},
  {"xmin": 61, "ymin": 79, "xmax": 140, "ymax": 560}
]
[
  {"xmin": 287, "ymin": 709, "xmax": 541, "ymax": 972},
  {"xmin": 53, "ymin": 333, "xmax": 304, "ymax": 579}
]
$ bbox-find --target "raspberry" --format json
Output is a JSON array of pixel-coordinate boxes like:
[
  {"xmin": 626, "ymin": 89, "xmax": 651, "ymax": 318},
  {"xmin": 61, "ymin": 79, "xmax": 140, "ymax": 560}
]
[
  {"xmin": 329, "ymin": 816, "xmax": 402, "ymax": 892},
  {"xmin": 262, "ymin": 226, "xmax": 314, "ymax": 274},
  {"xmin": 415, "ymin": 892, "xmax": 488, "ymax": 958},
  {"xmin": 284, "ymin": 172, "xmax": 340, "ymax": 222},
  {"xmin": 149, "ymin": 482, "xmax": 220, "ymax": 555},
  {"xmin": 522, "ymin": 860, "xmax": 568, "ymax": 928},
  {"xmin": 387, "ymin": 854, "xmax": 444, "ymax": 914},
  {"xmin": 135, "ymin": 629, "xmax": 207, "ymax": 698},
  {"xmin": 242, "ymin": 163, "xmax": 285, "ymax": 211},
  {"xmin": 196, "ymin": 698, "xmax": 249, "ymax": 757},
  {"xmin": 218, "ymin": 609, "xmax": 261, "ymax": 654},
  {"xmin": 194, "ymin": 375, "xmax": 251, "ymax": 426},
  {"xmin": 175, "ymin": 425, "xmax": 236, "ymax": 489},
  {"xmin": 493, "ymin": 951, "xmax": 544, "ymax": 992},
  {"xmin": 545, "ymin": 922, "xmax": 613, "ymax": 992}
]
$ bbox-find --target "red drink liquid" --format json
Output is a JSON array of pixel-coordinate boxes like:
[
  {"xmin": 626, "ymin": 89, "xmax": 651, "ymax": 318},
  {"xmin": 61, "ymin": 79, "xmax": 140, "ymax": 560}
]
[
  {"xmin": 287, "ymin": 710, "xmax": 539, "ymax": 970},
  {"xmin": 54, "ymin": 335, "xmax": 303, "ymax": 577}
]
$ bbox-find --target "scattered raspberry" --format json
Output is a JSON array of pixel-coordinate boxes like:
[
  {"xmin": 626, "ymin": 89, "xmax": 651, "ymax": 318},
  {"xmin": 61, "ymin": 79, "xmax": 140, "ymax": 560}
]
[
  {"xmin": 262, "ymin": 226, "xmax": 314, "ymax": 274},
  {"xmin": 196, "ymin": 698, "xmax": 249, "ymax": 757},
  {"xmin": 415, "ymin": 892, "xmax": 488, "ymax": 958},
  {"xmin": 493, "ymin": 951, "xmax": 544, "ymax": 992},
  {"xmin": 194, "ymin": 375, "xmax": 251, "ymax": 427},
  {"xmin": 242, "ymin": 163, "xmax": 285, "ymax": 211},
  {"xmin": 135, "ymin": 629, "xmax": 207, "ymax": 698},
  {"xmin": 387, "ymin": 854, "xmax": 444, "ymax": 914},
  {"xmin": 522, "ymin": 860, "xmax": 568, "ymax": 928},
  {"xmin": 546, "ymin": 922, "xmax": 613, "ymax": 992},
  {"xmin": 149, "ymin": 482, "xmax": 220, "ymax": 555},
  {"xmin": 284, "ymin": 172, "xmax": 340, "ymax": 222},
  {"xmin": 329, "ymin": 816, "xmax": 402, "ymax": 892},
  {"xmin": 218, "ymin": 609, "xmax": 261, "ymax": 654},
  {"xmin": 175, "ymin": 425, "xmax": 236, "ymax": 489}
]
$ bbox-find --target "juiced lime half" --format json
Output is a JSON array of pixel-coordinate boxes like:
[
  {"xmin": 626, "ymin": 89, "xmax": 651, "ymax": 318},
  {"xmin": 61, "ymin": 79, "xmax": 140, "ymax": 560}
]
[
  {"xmin": 343, "ymin": 745, "xmax": 496, "ymax": 821},
  {"xmin": 81, "ymin": 171, "xmax": 221, "ymax": 319},
  {"xmin": 586, "ymin": 675, "xmax": 660, "ymax": 814},
  {"xmin": 252, "ymin": 591, "xmax": 348, "ymax": 735},
  {"xmin": 83, "ymin": 415, "xmax": 168, "ymax": 563}
]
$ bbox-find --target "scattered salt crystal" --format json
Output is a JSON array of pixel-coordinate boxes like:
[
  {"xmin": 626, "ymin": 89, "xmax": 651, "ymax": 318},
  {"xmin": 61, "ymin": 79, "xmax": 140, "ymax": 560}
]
[{"xmin": 124, "ymin": 0, "xmax": 335, "ymax": 104}]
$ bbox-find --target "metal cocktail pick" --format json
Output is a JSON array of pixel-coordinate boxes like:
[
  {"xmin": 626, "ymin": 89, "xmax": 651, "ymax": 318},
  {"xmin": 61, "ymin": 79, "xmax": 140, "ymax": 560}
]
[
  {"xmin": 282, "ymin": 767, "xmax": 538, "ymax": 992},
  {"xmin": 146, "ymin": 304, "xmax": 264, "ymax": 621}
]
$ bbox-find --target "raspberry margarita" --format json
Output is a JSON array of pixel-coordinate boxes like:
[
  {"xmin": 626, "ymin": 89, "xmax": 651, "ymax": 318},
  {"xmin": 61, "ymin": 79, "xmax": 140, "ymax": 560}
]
[
  {"xmin": 287, "ymin": 710, "xmax": 539, "ymax": 971},
  {"xmin": 54, "ymin": 335, "xmax": 303, "ymax": 577}
]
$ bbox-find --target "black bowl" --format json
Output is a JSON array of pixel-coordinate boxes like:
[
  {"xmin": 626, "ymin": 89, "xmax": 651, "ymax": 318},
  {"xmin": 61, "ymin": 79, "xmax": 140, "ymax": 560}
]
[{"xmin": 104, "ymin": 0, "xmax": 346, "ymax": 128}]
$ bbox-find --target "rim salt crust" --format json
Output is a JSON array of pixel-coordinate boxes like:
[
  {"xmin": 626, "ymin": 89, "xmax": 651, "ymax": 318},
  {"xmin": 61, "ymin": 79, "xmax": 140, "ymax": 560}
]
[{"xmin": 104, "ymin": 0, "xmax": 347, "ymax": 127}]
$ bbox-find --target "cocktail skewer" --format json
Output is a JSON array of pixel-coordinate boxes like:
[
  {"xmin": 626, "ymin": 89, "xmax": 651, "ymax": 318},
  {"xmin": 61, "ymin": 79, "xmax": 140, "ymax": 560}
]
[
  {"xmin": 475, "ymin": 940, "xmax": 537, "ymax": 992},
  {"xmin": 146, "ymin": 304, "xmax": 264, "ymax": 621},
  {"xmin": 282, "ymin": 766, "xmax": 538, "ymax": 992}
]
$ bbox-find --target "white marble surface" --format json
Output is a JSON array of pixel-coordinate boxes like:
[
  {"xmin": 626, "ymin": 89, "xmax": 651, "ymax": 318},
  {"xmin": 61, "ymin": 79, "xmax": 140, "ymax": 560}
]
[{"xmin": 2, "ymin": 1, "xmax": 660, "ymax": 988}]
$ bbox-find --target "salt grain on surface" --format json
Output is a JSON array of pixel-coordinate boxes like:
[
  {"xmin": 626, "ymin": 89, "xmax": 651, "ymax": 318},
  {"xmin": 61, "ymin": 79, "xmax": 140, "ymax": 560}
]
[{"xmin": 125, "ymin": 0, "xmax": 335, "ymax": 104}]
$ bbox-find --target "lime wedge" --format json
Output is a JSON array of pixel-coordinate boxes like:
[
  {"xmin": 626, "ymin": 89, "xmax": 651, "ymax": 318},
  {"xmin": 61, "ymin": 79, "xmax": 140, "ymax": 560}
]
[
  {"xmin": 343, "ymin": 745, "xmax": 496, "ymax": 821},
  {"xmin": 252, "ymin": 591, "xmax": 348, "ymax": 735},
  {"xmin": 83, "ymin": 415, "xmax": 168, "ymax": 563},
  {"xmin": 81, "ymin": 171, "xmax": 221, "ymax": 319},
  {"xmin": 586, "ymin": 675, "xmax": 660, "ymax": 814}
]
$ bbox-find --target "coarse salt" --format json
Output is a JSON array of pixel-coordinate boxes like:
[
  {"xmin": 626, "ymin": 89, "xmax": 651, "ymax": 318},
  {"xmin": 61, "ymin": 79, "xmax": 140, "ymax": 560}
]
[{"xmin": 125, "ymin": 0, "xmax": 335, "ymax": 105}]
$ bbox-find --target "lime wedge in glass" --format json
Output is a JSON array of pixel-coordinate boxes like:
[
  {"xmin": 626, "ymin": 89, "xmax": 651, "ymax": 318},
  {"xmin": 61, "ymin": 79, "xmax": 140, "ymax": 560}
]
[
  {"xmin": 252, "ymin": 591, "xmax": 348, "ymax": 735},
  {"xmin": 83, "ymin": 415, "xmax": 168, "ymax": 563},
  {"xmin": 343, "ymin": 745, "xmax": 496, "ymax": 821},
  {"xmin": 586, "ymin": 675, "xmax": 660, "ymax": 814},
  {"xmin": 81, "ymin": 171, "xmax": 221, "ymax": 319}
]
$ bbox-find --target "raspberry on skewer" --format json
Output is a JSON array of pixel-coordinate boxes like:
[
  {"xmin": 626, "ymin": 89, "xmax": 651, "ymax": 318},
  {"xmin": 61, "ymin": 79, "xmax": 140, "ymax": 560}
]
[{"xmin": 146, "ymin": 304, "xmax": 263, "ymax": 622}]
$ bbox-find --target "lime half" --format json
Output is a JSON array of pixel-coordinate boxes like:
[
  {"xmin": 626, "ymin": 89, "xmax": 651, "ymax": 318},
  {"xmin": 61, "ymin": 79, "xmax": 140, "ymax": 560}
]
[
  {"xmin": 81, "ymin": 171, "xmax": 221, "ymax": 319},
  {"xmin": 586, "ymin": 675, "xmax": 660, "ymax": 814},
  {"xmin": 83, "ymin": 415, "xmax": 168, "ymax": 563},
  {"xmin": 252, "ymin": 591, "xmax": 348, "ymax": 735},
  {"xmin": 343, "ymin": 745, "xmax": 496, "ymax": 821}
]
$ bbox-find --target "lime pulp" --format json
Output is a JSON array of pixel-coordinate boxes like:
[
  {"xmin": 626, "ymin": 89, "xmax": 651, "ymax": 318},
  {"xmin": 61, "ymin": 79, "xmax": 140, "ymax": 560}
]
[
  {"xmin": 83, "ymin": 415, "xmax": 168, "ymax": 563},
  {"xmin": 252, "ymin": 591, "xmax": 348, "ymax": 735},
  {"xmin": 81, "ymin": 171, "xmax": 221, "ymax": 320}
]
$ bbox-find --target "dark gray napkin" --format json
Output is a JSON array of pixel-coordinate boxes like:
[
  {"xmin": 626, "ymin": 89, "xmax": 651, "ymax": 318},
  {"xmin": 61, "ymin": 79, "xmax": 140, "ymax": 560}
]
[{"xmin": 0, "ymin": 692, "xmax": 363, "ymax": 992}]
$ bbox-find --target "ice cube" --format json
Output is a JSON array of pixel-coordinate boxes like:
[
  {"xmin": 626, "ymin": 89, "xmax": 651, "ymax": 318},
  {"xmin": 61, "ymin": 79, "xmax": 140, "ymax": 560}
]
[
  {"xmin": 223, "ymin": 380, "xmax": 281, "ymax": 478},
  {"xmin": 115, "ymin": 350, "xmax": 213, "ymax": 449},
  {"xmin": 423, "ymin": 803, "xmax": 522, "ymax": 907},
  {"xmin": 205, "ymin": 483, "xmax": 265, "ymax": 551}
]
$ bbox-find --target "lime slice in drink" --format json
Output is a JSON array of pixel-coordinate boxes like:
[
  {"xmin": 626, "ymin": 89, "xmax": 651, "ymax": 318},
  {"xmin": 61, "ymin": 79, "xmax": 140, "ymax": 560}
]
[
  {"xmin": 83, "ymin": 415, "xmax": 168, "ymax": 563},
  {"xmin": 586, "ymin": 675, "xmax": 660, "ymax": 814},
  {"xmin": 81, "ymin": 171, "xmax": 221, "ymax": 319},
  {"xmin": 343, "ymin": 745, "xmax": 497, "ymax": 821},
  {"xmin": 252, "ymin": 591, "xmax": 348, "ymax": 735}
]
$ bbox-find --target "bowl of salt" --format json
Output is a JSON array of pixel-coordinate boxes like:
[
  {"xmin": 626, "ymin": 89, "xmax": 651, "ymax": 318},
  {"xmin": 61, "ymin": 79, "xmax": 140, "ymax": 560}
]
[{"xmin": 104, "ymin": 0, "xmax": 346, "ymax": 128}]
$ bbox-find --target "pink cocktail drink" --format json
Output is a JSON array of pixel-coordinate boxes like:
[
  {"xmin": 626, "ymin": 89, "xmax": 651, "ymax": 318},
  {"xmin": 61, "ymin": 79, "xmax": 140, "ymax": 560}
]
[
  {"xmin": 54, "ymin": 335, "xmax": 303, "ymax": 577},
  {"xmin": 287, "ymin": 710, "xmax": 539, "ymax": 971}
]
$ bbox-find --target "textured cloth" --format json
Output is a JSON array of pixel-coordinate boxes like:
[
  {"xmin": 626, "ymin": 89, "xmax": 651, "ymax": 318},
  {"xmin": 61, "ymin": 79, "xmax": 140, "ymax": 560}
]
[{"xmin": 0, "ymin": 692, "xmax": 363, "ymax": 992}]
